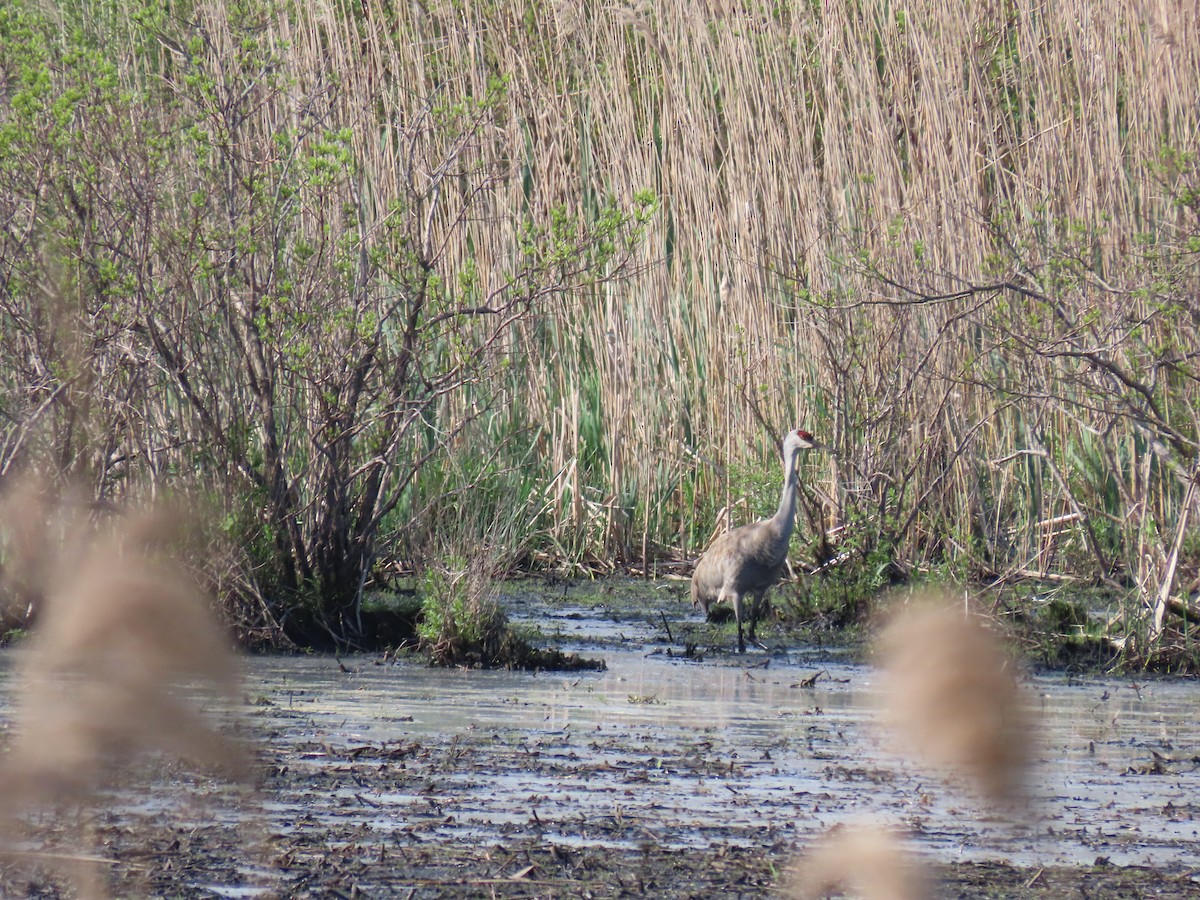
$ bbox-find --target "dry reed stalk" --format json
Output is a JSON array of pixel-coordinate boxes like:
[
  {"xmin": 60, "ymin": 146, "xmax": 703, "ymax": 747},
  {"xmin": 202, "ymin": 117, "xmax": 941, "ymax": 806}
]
[
  {"xmin": 789, "ymin": 822, "xmax": 930, "ymax": 900},
  {"xmin": 874, "ymin": 590, "xmax": 1034, "ymax": 808},
  {"xmin": 428, "ymin": 1, "xmax": 1185, "ymax": 562},
  {"xmin": 19, "ymin": 0, "xmax": 1199, "ymax": 576}
]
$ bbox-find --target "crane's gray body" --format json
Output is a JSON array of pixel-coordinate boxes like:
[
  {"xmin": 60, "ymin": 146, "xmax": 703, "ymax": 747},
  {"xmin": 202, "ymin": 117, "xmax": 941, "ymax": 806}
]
[{"xmin": 690, "ymin": 430, "xmax": 819, "ymax": 652}]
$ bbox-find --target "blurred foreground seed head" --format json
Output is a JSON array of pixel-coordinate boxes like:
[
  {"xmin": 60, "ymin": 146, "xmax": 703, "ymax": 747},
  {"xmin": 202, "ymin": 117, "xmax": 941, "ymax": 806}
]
[
  {"xmin": 874, "ymin": 590, "xmax": 1033, "ymax": 808},
  {"xmin": 0, "ymin": 476, "xmax": 250, "ymax": 814},
  {"xmin": 789, "ymin": 823, "xmax": 930, "ymax": 900}
]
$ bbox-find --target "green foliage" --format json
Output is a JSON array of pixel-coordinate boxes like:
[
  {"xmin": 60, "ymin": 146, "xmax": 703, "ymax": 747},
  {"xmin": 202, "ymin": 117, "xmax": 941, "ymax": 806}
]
[
  {"xmin": 0, "ymin": 0, "xmax": 661, "ymax": 646},
  {"xmin": 418, "ymin": 564, "xmax": 482, "ymax": 648},
  {"xmin": 417, "ymin": 563, "xmax": 568, "ymax": 668},
  {"xmin": 0, "ymin": 627, "xmax": 28, "ymax": 646}
]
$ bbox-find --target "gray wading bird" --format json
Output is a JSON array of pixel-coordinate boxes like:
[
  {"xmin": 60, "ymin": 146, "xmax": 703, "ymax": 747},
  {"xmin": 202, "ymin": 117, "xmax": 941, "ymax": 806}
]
[{"xmin": 691, "ymin": 429, "xmax": 827, "ymax": 652}]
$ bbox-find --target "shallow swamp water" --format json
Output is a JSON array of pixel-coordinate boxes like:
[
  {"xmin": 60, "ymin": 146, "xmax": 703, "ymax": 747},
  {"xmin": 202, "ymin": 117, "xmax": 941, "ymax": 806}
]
[{"xmin": 2, "ymin": 578, "xmax": 1200, "ymax": 897}]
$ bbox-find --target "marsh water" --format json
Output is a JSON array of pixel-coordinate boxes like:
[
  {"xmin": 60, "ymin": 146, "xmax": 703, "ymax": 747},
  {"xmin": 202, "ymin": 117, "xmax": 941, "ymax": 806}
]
[
  {"xmin": 249, "ymin": 583, "xmax": 1200, "ymax": 873},
  {"xmin": 251, "ymin": 646, "xmax": 1199, "ymax": 870},
  {"xmin": 2, "ymin": 579, "xmax": 1199, "ymax": 893}
]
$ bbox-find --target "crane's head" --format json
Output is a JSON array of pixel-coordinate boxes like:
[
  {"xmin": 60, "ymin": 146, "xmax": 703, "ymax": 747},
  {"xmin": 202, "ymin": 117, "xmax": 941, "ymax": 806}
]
[{"xmin": 784, "ymin": 428, "xmax": 827, "ymax": 455}]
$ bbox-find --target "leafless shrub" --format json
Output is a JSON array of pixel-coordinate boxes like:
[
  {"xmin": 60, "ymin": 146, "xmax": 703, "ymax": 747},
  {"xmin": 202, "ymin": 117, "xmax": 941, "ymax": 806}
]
[
  {"xmin": 874, "ymin": 590, "xmax": 1033, "ymax": 809},
  {"xmin": 789, "ymin": 822, "xmax": 930, "ymax": 900}
]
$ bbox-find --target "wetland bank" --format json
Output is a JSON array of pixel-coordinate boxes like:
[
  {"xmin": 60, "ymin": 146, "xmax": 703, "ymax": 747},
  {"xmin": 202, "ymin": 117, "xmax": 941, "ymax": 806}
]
[{"xmin": 3, "ymin": 578, "xmax": 1199, "ymax": 898}]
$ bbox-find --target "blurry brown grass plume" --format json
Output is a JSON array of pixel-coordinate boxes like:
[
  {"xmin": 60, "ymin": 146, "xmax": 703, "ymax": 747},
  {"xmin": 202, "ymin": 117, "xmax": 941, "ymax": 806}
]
[
  {"xmin": 789, "ymin": 822, "xmax": 930, "ymax": 900},
  {"xmin": 0, "ymin": 478, "xmax": 250, "ymax": 891},
  {"xmin": 874, "ymin": 591, "xmax": 1033, "ymax": 808}
]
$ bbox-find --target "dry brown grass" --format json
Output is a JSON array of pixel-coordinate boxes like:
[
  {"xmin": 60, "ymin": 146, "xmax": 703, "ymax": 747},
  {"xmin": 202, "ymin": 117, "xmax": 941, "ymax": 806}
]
[
  {"xmin": 0, "ymin": 480, "xmax": 250, "ymax": 896},
  {"xmin": 789, "ymin": 822, "xmax": 931, "ymax": 900},
  {"xmin": 276, "ymin": 0, "xmax": 1200, "ymax": 586},
  {"xmin": 873, "ymin": 590, "xmax": 1034, "ymax": 808}
]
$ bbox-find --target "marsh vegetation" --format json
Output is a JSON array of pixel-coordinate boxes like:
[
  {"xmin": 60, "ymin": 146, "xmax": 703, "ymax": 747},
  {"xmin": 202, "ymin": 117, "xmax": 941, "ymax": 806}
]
[
  {"xmin": 2, "ymin": 0, "xmax": 1200, "ymax": 664},
  {"xmin": 4, "ymin": 3, "xmax": 1200, "ymax": 893}
]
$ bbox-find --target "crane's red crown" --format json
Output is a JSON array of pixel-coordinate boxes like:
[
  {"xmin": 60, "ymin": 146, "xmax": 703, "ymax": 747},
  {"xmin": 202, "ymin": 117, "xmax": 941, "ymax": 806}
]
[{"xmin": 794, "ymin": 429, "xmax": 814, "ymax": 441}]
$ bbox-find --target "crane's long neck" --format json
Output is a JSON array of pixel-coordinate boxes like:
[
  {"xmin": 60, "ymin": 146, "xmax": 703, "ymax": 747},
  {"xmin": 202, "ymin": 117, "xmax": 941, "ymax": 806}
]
[{"xmin": 769, "ymin": 448, "xmax": 801, "ymax": 542}]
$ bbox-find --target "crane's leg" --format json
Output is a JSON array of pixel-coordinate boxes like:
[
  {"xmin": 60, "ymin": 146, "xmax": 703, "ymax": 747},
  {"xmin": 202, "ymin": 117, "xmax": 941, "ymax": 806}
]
[
  {"xmin": 745, "ymin": 592, "xmax": 771, "ymax": 651},
  {"xmin": 732, "ymin": 592, "xmax": 746, "ymax": 653},
  {"xmin": 746, "ymin": 592, "xmax": 759, "ymax": 641}
]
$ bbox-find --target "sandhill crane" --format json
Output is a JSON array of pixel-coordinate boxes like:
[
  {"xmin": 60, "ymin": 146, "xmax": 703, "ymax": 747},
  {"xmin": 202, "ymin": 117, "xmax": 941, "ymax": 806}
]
[{"xmin": 691, "ymin": 429, "xmax": 827, "ymax": 652}]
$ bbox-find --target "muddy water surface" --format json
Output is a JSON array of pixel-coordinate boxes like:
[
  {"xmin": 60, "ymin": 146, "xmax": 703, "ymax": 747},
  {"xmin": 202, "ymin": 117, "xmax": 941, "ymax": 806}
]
[
  {"xmin": 2, "ymin": 582, "xmax": 1199, "ymax": 897},
  {"xmin": 253, "ymin": 644, "xmax": 1200, "ymax": 871}
]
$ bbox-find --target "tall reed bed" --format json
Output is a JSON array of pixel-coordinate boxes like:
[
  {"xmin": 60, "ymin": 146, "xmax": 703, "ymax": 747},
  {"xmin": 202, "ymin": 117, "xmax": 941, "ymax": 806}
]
[
  {"xmin": 368, "ymin": 1, "xmax": 1199, "ymax": 601},
  {"xmin": 3, "ymin": 0, "xmax": 1198, "ymax": 648}
]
